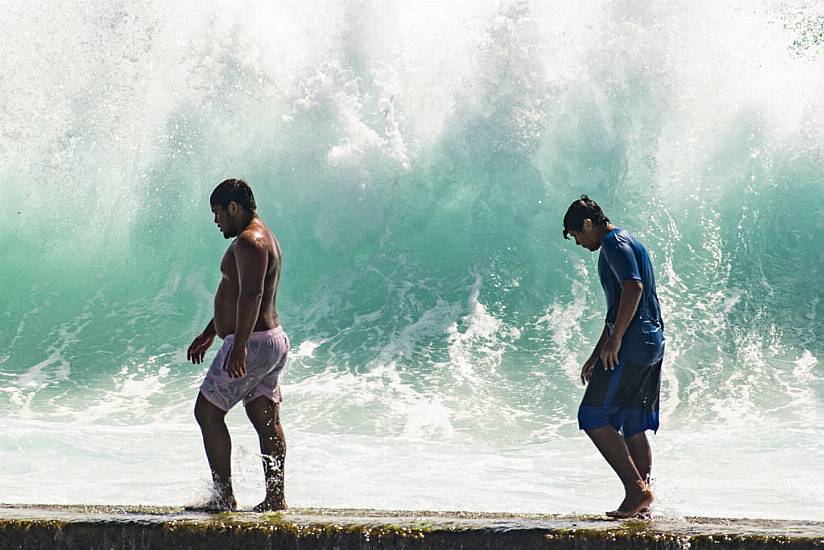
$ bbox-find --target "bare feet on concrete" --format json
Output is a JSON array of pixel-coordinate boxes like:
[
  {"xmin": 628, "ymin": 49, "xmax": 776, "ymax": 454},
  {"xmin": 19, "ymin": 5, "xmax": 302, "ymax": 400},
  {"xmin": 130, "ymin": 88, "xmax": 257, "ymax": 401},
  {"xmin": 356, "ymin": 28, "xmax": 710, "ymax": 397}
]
[
  {"xmin": 253, "ymin": 496, "xmax": 288, "ymax": 513},
  {"xmin": 185, "ymin": 491, "xmax": 237, "ymax": 512},
  {"xmin": 606, "ymin": 480, "xmax": 654, "ymax": 519}
]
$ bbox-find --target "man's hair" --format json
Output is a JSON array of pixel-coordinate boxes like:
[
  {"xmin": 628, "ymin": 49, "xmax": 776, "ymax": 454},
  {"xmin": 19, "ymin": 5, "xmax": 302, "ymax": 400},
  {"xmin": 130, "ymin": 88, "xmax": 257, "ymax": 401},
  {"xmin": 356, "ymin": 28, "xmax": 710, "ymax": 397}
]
[
  {"xmin": 210, "ymin": 179, "xmax": 256, "ymax": 212},
  {"xmin": 562, "ymin": 195, "xmax": 610, "ymax": 239}
]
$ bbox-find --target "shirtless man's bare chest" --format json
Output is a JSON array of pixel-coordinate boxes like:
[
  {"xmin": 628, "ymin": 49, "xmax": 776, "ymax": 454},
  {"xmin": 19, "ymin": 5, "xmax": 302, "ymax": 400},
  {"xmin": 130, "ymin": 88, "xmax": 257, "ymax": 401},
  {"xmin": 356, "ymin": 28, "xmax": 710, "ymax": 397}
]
[{"xmin": 213, "ymin": 219, "xmax": 281, "ymax": 338}]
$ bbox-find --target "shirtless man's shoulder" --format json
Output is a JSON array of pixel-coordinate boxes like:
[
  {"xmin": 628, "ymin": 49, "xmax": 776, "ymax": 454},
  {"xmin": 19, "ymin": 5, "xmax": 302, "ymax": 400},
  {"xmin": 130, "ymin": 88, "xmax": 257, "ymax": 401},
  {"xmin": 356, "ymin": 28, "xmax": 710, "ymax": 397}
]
[
  {"xmin": 230, "ymin": 221, "xmax": 278, "ymax": 265},
  {"xmin": 235, "ymin": 220, "xmax": 270, "ymax": 248}
]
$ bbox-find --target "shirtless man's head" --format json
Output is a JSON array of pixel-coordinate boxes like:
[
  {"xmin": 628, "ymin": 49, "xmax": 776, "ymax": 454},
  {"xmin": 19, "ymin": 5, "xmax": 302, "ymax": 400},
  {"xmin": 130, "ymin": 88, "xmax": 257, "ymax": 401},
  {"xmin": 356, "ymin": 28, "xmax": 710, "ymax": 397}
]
[{"xmin": 210, "ymin": 179, "xmax": 257, "ymax": 239}]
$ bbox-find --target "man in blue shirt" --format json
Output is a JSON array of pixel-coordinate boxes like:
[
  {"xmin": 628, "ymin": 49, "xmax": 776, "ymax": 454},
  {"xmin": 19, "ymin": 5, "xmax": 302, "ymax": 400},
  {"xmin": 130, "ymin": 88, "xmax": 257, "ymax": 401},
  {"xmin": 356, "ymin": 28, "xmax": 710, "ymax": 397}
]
[{"xmin": 563, "ymin": 195, "xmax": 665, "ymax": 519}]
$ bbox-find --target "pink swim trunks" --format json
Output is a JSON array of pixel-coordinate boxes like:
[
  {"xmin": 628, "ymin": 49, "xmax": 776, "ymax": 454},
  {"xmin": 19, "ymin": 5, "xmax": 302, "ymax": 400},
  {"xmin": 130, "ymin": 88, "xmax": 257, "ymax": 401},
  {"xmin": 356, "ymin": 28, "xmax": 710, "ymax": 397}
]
[{"xmin": 199, "ymin": 326, "xmax": 289, "ymax": 412}]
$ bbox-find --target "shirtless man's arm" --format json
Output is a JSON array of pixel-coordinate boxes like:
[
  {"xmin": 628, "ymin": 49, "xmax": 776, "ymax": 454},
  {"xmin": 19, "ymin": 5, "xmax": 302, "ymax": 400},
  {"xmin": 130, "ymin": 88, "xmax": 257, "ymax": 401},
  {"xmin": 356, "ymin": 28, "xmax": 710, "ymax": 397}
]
[{"xmin": 225, "ymin": 234, "xmax": 268, "ymax": 379}]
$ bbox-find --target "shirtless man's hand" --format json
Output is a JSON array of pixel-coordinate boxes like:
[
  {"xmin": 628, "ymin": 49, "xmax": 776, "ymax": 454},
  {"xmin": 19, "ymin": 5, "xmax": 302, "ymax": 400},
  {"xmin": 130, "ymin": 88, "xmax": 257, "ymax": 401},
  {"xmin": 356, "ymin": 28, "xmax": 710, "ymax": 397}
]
[
  {"xmin": 188, "ymin": 331, "xmax": 215, "ymax": 364},
  {"xmin": 226, "ymin": 345, "xmax": 247, "ymax": 378}
]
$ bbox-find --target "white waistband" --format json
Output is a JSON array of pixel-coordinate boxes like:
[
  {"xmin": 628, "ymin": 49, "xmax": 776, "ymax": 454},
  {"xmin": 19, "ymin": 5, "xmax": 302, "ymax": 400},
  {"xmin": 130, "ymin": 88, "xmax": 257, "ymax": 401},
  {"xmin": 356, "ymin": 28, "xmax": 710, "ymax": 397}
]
[{"xmin": 224, "ymin": 326, "xmax": 285, "ymax": 342}]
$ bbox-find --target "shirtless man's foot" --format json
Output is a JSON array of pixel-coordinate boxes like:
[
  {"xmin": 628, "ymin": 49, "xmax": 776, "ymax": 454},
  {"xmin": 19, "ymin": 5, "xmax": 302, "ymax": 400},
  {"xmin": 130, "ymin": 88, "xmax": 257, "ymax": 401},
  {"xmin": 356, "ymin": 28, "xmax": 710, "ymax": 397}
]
[
  {"xmin": 185, "ymin": 492, "xmax": 237, "ymax": 512},
  {"xmin": 253, "ymin": 496, "xmax": 288, "ymax": 512},
  {"xmin": 605, "ymin": 480, "xmax": 654, "ymax": 519}
]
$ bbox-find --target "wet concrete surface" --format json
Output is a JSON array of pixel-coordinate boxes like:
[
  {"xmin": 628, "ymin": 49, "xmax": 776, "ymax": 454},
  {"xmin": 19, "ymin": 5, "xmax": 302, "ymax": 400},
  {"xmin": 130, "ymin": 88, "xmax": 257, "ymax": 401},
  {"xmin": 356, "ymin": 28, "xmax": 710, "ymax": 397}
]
[{"xmin": 1, "ymin": 504, "xmax": 822, "ymax": 549}]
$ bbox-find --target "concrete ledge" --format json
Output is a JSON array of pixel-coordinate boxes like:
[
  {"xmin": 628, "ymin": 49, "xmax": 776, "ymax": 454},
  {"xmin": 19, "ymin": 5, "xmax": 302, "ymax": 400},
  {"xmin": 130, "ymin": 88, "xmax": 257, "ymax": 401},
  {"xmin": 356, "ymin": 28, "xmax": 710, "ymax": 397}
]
[{"xmin": 1, "ymin": 505, "xmax": 822, "ymax": 549}]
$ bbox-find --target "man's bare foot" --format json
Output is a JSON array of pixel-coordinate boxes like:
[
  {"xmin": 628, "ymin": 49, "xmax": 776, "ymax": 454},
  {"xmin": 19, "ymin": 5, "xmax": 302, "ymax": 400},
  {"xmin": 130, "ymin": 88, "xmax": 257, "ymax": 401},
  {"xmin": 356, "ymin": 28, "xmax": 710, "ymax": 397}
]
[
  {"xmin": 253, "ymin": 496, "xmax": 288, "ymax": 512},
  {"xmin": 185, "ymin": 494, "xmax": 237, "ymax": 512},
  {"xmin": 606, "ymin": 481, "xmax": 654, "ymax": 519}
]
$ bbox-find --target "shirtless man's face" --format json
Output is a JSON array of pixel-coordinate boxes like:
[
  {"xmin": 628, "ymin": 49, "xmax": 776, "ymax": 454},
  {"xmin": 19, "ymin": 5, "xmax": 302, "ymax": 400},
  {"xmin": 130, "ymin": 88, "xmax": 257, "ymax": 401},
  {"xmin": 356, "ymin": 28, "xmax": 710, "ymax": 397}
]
[{"xmin": 211, "ymin": 203, "xmax": 239, "ymax": 239}]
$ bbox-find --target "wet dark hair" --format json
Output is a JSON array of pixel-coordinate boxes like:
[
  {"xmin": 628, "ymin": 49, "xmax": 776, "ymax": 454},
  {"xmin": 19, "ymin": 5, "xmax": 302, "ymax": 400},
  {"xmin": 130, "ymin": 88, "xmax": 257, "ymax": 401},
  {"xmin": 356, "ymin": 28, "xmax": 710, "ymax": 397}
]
[
  {"xmin": 210, "ymin": 178, "xmax": 256, "ymax": 212},
  {"xmin": 562, "ymin": 195, "xmax": 610, "ymax": 239}
]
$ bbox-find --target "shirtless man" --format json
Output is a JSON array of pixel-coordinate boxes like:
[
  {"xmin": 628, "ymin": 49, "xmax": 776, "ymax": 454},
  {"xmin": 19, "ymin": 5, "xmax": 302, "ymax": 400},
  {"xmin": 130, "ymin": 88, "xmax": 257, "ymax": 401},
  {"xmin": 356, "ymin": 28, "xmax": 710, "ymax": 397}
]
[
  {"xmin": 186, "ymin": 179, "xmax": 289, "ymax": 512},
  {"xmin": 563, "ymin": 195, "xmax": 665, "ymax": 519}
]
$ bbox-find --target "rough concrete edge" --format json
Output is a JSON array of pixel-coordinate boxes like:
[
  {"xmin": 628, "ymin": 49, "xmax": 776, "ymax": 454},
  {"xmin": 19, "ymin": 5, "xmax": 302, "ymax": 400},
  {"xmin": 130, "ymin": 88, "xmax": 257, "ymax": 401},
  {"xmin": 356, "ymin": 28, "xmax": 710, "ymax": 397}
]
[
  {"xmin": 1, "ymin": 504, "xmax": 820, "ymax": 526},
  {"xmin": 1, "ymin": 515, "xmax": 823, "ymax": 550}
]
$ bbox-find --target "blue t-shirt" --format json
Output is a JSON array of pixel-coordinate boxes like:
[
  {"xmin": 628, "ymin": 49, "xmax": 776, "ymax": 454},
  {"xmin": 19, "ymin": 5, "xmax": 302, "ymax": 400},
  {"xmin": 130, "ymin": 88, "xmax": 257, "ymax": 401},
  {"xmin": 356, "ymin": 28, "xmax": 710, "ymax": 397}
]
[{"xmin": 598, "ymin": 228, "xmax": 665, "ymax": 366}]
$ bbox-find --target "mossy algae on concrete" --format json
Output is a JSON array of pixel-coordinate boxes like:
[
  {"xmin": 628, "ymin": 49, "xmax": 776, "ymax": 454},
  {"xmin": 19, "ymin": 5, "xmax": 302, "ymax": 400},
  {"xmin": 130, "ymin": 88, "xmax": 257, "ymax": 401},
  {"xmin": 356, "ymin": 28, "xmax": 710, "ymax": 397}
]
[
  {"xmin": 544, "ymin": 520, "xmax": 823, "ymax": 550},
  {"xmin": 168, "ymin": 511, "xmax": 432, "ymax": 540},
  {"xmin": 1, "ymin": 505, "xmax": 822, "ymax": 549}
]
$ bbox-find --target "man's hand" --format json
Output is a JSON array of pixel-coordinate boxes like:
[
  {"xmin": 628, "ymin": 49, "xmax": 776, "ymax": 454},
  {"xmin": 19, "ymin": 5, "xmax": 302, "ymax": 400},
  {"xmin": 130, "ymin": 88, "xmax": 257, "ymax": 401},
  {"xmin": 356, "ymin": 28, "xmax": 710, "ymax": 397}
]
[
  {"xmin": 580, "ymin": 356, "xmax": 597, "ymax": 385},
  {"xmin": 226, "ymin": 345, "xmax": 247, "ymax": 379},
  {"xmin": 599, "ymin": 336, "xmax": 621, "ymax": 370},
  {"xmin": 187, "ymin": 332, "xmax": 215, "ymax": 364}
]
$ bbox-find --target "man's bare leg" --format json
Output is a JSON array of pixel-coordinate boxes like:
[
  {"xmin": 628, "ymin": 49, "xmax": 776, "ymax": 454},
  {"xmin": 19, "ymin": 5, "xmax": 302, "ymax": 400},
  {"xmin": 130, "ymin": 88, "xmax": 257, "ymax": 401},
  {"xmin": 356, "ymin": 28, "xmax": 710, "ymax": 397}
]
[
  {"xmin": 625, "ymin": 432, "xmax": 652, "ymax": 484},
  {"xmin": 193, "ymin": 393, "xmax": 237, "ymax": 511},
  {"xmin": 585, "ymin": 425, "xmax": 653, "ymax": 518},
  {"xmin": 625, "ymin": 432, "xmax": 653, "ymax": 516},
  {"xmin": 245, "ymin": 396, "xmax": 287, "ymax": 512}
]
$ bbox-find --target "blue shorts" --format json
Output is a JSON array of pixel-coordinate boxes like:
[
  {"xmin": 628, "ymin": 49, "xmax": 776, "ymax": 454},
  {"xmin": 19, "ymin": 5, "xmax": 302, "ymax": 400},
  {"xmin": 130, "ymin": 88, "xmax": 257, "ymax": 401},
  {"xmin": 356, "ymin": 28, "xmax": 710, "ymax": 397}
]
[{"xmin": 578, "ymin": 351, "xmax": 663, "ymax": 438}]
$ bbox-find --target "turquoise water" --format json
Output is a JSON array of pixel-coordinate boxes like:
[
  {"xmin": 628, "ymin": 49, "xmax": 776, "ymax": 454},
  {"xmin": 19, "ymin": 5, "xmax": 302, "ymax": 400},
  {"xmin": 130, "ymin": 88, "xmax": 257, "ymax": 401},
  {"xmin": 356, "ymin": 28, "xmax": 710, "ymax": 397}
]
[{"xmin": 1, "ymin": 1, "xmax": 823, "ymax": 519}]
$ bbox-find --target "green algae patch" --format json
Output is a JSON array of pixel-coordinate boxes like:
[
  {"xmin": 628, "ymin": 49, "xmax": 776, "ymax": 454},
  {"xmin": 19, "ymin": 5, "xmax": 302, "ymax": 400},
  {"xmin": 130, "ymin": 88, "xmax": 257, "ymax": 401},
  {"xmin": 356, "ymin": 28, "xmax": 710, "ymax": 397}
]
[
  {"xmin": 544, "ymin": 521, "xmax": 824, "ymax": 549},
  {"xmin": 545, "ymin": 521, "xmax": 689, "ymax": 549},
  {"xmin": 0, "ymin": 519, "xmax": 70, "ymax": 539},
  {"xmin": 1, "ymin": 519, "xmax": 69, "ymax": 530},
  {"xmin": 254, "ymin": 511, "xmax": 436, "ymax": 538},
  {"xmin": 688, "ymin": 533, "xmax": 824, "ymax": 548},
  {"xmin": 164, "ymin": 512, "xmax": 433, "ymax": 543},
  {"xmin": 618, "ymin": 517, "xmax": 652, "ymax": 532}
]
